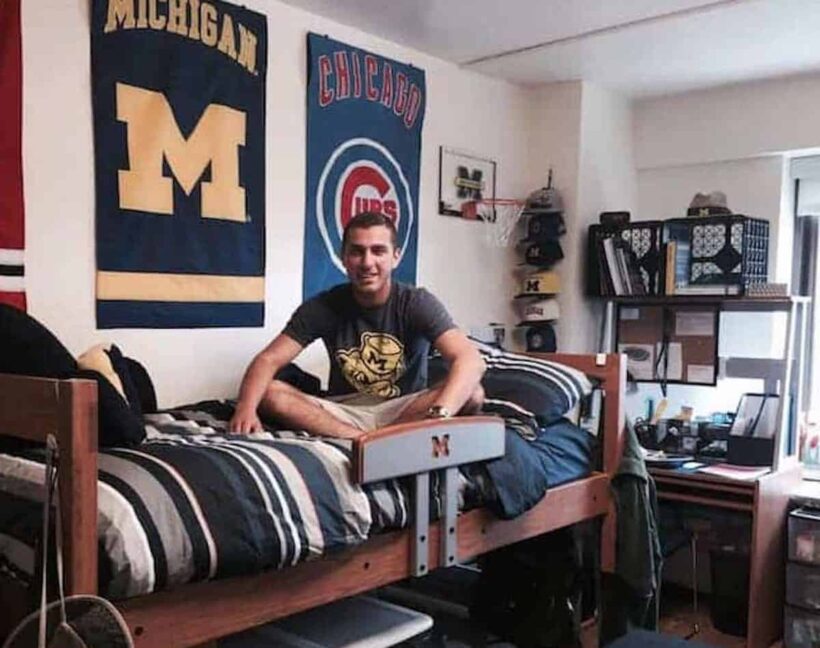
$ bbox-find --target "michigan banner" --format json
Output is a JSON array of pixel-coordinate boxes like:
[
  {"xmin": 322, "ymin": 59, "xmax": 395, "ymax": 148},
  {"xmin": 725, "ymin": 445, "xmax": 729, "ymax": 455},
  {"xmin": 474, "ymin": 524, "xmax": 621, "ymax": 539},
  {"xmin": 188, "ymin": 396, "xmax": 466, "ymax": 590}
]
[
  {"xmin": 304, "ymin": 33, "xmax": 425, "ymax": 299},
  {"xmin": 92, "ymin": 0, "xmax": 267, "ymax": 328},
  {"xmin": 0, "ymin": 0, "xmax": 25, "ymax": 312}
]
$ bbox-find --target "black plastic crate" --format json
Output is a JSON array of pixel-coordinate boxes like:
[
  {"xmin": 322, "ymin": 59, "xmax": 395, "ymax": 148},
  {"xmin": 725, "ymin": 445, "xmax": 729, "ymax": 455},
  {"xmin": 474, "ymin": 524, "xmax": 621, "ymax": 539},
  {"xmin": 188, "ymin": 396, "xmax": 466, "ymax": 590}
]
[
  {"xmin": 789, "ymin": 508, "xmax": 820, "ymax": 566},
  {"xmin": 667, "ymin": 215, "xmax": 769, "ymax": 290},
  {"xmin": 586, "ymin": 221, "xmax": 664, "ymax": 296},
  {"xmin": 785, "ymin": 604, "xmax": 820, "ymax": 648},
  {"xmin": 787, "ymin": 563, "xmax": 820, "ymax": 611}
]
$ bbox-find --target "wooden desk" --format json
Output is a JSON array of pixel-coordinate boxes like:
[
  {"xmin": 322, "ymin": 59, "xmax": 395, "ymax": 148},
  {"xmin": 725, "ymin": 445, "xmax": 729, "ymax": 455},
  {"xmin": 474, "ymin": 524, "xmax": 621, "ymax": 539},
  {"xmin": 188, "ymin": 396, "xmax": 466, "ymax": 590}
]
[{"xmin": 650, "ymin": 462, "xmax": 803, "ymax": 648}]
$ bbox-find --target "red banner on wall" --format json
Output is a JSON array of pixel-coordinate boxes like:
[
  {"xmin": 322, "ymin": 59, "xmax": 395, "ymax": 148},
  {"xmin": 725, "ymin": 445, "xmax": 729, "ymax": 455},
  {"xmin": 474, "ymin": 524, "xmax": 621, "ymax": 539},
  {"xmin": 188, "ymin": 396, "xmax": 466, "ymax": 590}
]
[{"xmin": 0, "ymin": 0, "xmax": 26, "ymax": 311}]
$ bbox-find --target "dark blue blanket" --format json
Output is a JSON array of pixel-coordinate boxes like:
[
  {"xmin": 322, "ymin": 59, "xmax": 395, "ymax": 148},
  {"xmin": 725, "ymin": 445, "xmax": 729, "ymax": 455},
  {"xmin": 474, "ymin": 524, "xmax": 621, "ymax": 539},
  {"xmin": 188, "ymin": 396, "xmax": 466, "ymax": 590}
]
[{"xmin": 484, "ymin": 419, "xmax": 596, "ymax": 519}]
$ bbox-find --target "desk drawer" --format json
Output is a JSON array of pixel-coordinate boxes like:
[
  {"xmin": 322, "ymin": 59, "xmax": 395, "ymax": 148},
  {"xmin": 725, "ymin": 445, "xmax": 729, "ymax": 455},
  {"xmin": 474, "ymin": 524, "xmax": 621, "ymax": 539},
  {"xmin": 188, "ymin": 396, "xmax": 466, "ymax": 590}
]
[
  {"xmin": 785, "ymin": 605, "xmax": 820, "ymax": 648},
  {"xmin": 789, "ymin": 509, "xmax": 820, "ymax": 565},
  {"xmin": 788, "ymin": 563, "xmax": 820, "ymax": 610}
]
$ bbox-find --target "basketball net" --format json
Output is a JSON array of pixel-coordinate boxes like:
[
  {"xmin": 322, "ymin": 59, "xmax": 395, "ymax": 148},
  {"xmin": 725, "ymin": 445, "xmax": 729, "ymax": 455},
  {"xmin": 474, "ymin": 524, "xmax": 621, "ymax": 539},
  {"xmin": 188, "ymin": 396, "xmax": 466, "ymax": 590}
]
[{"xmin": 462, "ymin": 199, "xmax": 525, "ymax": 247}]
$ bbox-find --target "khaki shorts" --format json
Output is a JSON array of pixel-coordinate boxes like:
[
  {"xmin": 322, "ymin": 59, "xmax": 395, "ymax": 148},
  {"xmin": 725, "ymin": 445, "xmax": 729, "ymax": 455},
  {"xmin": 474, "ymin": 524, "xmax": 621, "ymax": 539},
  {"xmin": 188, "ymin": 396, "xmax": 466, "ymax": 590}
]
[{"xmin": 306, "ymin": 390, "xmax": 427, "ymax": 431}]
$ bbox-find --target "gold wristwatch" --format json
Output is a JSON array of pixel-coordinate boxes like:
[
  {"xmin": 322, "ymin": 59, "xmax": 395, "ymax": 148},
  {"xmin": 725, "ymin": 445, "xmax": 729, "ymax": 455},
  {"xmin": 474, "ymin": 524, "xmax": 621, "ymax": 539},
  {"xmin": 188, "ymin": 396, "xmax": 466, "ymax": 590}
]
[{"xmin": 426, "ymin": 405, "xmax": 452, "ymax": 419}]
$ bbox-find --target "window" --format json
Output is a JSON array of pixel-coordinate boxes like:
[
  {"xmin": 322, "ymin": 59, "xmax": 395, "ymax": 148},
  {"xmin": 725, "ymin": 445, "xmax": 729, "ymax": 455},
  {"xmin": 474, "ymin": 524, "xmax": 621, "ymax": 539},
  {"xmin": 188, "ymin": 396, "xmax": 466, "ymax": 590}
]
[{"xmin": 791, "ymin": 158, "xmax": 820, "ymax": 470}]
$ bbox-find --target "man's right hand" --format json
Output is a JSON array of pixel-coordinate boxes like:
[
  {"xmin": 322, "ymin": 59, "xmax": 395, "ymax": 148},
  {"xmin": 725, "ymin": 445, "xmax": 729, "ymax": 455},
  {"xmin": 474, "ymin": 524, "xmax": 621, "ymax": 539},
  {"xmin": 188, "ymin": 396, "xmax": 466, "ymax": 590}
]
[{"xmin": 229, "ymin": 406, "xmax": 264, "ymax": 435}]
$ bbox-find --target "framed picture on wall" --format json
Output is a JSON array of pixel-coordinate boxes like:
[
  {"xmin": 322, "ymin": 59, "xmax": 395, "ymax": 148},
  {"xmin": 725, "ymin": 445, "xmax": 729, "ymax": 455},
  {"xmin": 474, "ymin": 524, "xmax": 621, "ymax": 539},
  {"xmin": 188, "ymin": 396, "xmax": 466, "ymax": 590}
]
[{"xmin": 438, "ymin": 147, "xmax": 496, "ymax": 217}]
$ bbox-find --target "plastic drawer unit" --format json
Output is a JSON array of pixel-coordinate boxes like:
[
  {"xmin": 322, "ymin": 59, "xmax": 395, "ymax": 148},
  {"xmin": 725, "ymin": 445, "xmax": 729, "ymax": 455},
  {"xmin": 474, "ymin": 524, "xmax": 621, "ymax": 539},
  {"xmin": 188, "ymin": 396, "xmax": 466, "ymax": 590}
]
[
  {"xmin": 787, "ymin": 563, "xmax": 820, "ymax": 611},
  {"xmin": 785, "ymin": 605, "xmax": 820, "ymax": 648},
  {"xmin": 786, "ymin": 508, "xmax": 820, "ymax": 647},
  {"xmin": 789, "ymin": 508, "xmax": 820, "ymax": 565}
]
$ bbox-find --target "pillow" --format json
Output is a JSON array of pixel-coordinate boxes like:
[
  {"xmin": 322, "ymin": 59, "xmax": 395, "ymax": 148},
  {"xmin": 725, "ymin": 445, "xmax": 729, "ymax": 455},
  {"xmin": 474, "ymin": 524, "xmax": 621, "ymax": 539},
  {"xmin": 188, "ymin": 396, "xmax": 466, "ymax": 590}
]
[
  {"xmin": 0, "ymin": 304, "xmax": 77, "ymax": 377},
  {"xmin": 124, "ymin": 357, "xmax": 157, "ymax": 414},
  {"xmin": 429, "ymin": 340, "xmax": 593, "ymax": 428},
  {"xmin": 77, "ymin": 344, "xmax": 142, "ymax": 417},
  {"xmin": 76, "ymin": 343, "xmax": 146, "ymax": 447},
  {"xmin": 478, "ymin": 343, "xmax": 592, "ymax": 425},
  {"xmin": 71, "ymin": 369, "xmax": 145, "ymax": 448}
]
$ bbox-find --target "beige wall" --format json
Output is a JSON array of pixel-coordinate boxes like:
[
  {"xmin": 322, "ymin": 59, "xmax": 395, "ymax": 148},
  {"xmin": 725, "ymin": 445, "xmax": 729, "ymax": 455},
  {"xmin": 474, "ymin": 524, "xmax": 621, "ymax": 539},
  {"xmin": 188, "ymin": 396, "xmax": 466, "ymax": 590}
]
[{"xmin": 22, "ymin": 0, "xmax": 538, "ymax": 406}]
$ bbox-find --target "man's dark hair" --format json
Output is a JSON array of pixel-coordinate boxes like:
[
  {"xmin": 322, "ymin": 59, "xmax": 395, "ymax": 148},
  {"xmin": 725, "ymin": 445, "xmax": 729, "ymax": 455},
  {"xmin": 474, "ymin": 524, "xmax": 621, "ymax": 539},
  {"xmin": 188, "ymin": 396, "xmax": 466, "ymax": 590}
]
[{"xmin": 341, "ymin": 212, "xmax": 398, "ymax": 252}]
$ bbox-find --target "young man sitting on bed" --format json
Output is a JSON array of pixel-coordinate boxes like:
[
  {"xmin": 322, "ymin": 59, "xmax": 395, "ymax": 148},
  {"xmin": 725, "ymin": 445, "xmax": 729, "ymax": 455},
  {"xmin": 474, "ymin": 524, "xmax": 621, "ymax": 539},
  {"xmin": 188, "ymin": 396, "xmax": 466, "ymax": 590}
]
[{"xmin": 229, "ymin": 211, "xmax": 486, "ymax": 439}]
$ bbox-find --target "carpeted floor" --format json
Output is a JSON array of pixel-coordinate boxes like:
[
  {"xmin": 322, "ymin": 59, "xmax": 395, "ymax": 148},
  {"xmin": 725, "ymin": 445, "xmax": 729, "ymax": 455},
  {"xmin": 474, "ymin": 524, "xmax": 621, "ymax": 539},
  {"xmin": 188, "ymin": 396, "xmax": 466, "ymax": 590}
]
[{"xmin": 658, "ymin": 585, "xmax": 745, "ymax": 648}]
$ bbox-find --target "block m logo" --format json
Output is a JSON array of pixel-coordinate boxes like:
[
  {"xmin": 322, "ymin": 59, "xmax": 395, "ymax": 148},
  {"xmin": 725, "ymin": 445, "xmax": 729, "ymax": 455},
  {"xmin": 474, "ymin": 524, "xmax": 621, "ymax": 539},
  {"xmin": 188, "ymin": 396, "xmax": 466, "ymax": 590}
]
[
  {"xmin": 431, "ymin": 434, "xmax": 450, "ymax": 458},
  {"xmin": 116, "ymin": 82, "xmax": 246, "ymax": 221}
]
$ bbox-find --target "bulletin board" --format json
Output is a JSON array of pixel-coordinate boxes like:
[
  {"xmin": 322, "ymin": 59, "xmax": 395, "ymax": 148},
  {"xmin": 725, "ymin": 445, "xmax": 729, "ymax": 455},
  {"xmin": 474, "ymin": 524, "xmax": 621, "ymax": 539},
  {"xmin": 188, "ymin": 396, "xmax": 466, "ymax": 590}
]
[{"xmin": 616, "ymin": 304, "xmax": 719, "ymax": 385}]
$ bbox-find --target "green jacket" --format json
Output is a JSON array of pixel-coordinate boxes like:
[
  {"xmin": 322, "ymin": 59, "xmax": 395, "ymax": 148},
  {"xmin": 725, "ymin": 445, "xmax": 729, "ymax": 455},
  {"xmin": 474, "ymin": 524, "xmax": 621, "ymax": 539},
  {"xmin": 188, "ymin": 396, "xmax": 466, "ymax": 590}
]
[{"xmin": 601, "ymin": 421, "xmax": 663, "ymax": 642}]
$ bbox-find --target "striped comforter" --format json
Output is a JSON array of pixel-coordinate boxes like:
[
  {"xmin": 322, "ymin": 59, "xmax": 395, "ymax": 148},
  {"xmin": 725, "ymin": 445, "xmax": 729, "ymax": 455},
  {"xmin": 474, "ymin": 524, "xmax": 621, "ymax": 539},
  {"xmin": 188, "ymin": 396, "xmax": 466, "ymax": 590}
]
[
  {"xmin": 0, "ymin": 365, "xmax": 596, "ymax": 601},
  {"xmin": 0, "ymin": 406, "xmax": 411, "ymax": 600}
]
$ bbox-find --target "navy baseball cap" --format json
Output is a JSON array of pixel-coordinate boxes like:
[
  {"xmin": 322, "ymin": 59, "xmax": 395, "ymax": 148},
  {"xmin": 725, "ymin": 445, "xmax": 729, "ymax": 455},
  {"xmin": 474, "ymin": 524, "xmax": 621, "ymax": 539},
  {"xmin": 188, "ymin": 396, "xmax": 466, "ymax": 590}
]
[
  {"xmin": 523, "ymin": 240, "xmax": 564, "ymax": 268},
  {"xmin": 525, "ymin": 323, "xmax": 557, "ymax": 352},
  {"xmin": 522, "ymin": 211, "xmax": 565, "ymax": 243}
]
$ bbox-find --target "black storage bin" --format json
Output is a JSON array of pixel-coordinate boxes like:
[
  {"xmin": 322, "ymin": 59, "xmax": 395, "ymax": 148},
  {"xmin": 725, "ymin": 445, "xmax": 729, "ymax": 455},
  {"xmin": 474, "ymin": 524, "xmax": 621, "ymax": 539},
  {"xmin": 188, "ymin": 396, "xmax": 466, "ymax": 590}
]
[
  {"xmin": 785, "ymin": 604, "xmax": 820, "ymax": 648},
  {"xmin": 789, "ymin": 508, "xmax": 820, "ymax": 565},
  {"xmin": 669, "ymin": 215, "xmax": 769, "ymax": 291},
  {"xmin": 787, "ymin": 563, "xmax": 820, "ymax": 610},
  {"xmin": 709, "ymin": 546, "xmax": 750, "ymax": 636},
  {"xmin": 586, "ymin": 221, "xmax": 664, "ymax": 296}
]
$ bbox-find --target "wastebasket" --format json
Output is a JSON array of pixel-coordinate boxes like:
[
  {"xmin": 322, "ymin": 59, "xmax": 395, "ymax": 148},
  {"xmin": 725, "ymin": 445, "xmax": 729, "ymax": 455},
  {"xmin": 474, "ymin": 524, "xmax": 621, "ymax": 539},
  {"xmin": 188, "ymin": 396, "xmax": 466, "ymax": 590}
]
[{"xmin": 709, "ymin": 545, "xmax": 750, "ymax": 636}]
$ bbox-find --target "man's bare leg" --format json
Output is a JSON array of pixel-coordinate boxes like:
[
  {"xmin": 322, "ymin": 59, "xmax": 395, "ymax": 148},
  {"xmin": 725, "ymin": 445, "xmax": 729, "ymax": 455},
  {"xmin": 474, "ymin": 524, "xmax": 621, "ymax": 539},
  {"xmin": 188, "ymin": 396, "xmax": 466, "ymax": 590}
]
[
  {"xmin": 392, "ymin": 384, "xmax": 486, "ymax": 424},
  {"xmin": 258, "ymin": 380, "xmax": 363, "ymax": 439}
]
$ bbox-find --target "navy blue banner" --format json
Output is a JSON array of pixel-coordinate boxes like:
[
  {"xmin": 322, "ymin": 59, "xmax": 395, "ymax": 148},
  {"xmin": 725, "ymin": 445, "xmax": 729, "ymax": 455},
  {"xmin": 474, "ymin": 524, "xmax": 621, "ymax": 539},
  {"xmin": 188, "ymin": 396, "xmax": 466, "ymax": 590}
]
[
  {"xmin": 92, "ymin": 0, "xmax": 267, "ymax": 328},
  {"xmin": 303, "ymin": 33, "xmax": 424, "ymax": 299}
]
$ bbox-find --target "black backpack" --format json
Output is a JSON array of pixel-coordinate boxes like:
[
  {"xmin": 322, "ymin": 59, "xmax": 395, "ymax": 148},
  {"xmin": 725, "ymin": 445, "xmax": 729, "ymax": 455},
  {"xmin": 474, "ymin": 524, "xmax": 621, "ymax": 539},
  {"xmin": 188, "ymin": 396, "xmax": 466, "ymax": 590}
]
[{"xmin": 470, "ymin": 528, "xmax": 584, "ymax": 648}]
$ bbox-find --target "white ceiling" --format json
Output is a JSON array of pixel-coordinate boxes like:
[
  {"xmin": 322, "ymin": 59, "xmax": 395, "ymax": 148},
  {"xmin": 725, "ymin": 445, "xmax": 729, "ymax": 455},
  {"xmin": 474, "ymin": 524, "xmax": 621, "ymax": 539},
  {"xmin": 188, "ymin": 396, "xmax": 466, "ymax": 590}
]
[{"xmin": 278, "ymin": 0, "xmax": 820, "ymax": 97}]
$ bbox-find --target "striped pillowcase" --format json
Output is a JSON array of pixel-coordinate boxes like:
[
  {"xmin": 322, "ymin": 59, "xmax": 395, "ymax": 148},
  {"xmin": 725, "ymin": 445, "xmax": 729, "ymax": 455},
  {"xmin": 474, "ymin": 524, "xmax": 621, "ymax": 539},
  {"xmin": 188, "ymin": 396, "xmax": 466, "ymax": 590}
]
[{"xmin": 459, "ymin": 341, "xmax": 592, "ymax": 436}]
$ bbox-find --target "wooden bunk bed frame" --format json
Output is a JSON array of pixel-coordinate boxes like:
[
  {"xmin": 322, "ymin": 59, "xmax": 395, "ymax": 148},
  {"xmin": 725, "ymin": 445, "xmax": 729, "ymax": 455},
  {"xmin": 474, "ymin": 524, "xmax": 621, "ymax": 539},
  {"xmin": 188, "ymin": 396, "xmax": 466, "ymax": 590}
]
[{"xmin": 0, "ymin": 352, "xmax": 626, "ymax": 648}]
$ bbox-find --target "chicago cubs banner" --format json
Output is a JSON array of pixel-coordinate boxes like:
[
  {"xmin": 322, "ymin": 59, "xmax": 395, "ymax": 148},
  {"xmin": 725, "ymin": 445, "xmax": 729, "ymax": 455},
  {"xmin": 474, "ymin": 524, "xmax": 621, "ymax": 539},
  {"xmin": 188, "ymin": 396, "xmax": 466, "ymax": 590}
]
[
  {"xmin": 304, "ymin": 33, "xmax": 425, "ymax": 299},
  {"xmin": 0, "ymin": 0, "xmax": 26, "ymax": 312},
  {"xmin": 92, "ymin": 0, "xmax": 267, "ymax": 328}
]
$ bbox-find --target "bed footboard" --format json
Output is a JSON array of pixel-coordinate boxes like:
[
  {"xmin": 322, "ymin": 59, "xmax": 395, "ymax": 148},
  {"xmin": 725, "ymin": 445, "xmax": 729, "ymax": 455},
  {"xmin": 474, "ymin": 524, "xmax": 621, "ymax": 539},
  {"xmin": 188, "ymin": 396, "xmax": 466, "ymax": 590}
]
[
  {"xmin": 528, "ymin": 352, "xmax": 627, "ymax": 572},
  {"xmin": 354, "ymin": 416, "xmax": 505, "ymax": 575},
  {"xmin": 0, "ymin": 373, "xmax": 99, "ymax": 595}
]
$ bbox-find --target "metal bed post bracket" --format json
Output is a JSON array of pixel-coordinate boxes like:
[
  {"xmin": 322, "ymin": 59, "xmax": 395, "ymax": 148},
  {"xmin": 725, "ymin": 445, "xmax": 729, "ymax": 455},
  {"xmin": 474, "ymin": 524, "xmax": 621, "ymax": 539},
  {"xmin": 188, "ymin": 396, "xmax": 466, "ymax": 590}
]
[
  {"xmin": 353, "ymin": 417, "xmax": 506, "ymax": 578},
  {"xmin": 413, "ymin": 472, "xmax": 430, "ymax": 576}
]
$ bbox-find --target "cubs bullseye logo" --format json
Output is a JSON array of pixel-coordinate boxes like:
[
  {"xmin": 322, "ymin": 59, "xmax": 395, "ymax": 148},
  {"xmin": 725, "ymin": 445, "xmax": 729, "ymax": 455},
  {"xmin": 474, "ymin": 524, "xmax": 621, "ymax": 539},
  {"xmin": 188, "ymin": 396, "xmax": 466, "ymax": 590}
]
[{"xmin": 316, "ymin": 137, "xmax": 413, "ymax": 273}]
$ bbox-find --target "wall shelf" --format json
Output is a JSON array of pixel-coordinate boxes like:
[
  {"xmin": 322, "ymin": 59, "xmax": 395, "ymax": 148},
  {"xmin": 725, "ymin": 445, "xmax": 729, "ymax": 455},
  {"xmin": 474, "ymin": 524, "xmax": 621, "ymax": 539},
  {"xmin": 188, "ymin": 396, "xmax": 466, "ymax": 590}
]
[{"xmin": 600, "ymin": 295, "xmax": 811, "ymax": 472}]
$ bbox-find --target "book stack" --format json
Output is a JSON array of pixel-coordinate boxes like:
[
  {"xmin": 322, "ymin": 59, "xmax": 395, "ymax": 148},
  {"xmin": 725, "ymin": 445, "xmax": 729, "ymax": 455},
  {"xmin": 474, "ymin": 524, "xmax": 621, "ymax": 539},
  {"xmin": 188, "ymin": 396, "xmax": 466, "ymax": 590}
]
[
  {"xmin": 598, "ymin": 235, "xmax": 647, "ymax": 296},
  {"xmin": 587, "ymin": 220, "xmax": 664, "ymax": 297}
]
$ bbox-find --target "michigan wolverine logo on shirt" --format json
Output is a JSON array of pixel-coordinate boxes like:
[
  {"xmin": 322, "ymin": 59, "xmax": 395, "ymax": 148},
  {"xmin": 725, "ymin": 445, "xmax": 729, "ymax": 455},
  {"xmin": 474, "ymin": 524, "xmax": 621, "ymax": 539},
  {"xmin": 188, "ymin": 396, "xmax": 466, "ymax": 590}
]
[
  {"xmin": 336, "ymin": 332, "xmax": 406, "ymax": 397},
  {"xmin": 91, "ymin": 0, "xmax": 267, "ymax": 328}
]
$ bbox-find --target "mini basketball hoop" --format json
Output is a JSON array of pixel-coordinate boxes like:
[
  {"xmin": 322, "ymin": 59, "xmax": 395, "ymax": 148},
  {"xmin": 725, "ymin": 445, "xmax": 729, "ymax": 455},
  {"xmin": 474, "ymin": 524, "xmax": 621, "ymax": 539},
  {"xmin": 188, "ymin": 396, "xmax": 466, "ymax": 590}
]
[{"xmin": 462, "ymin": 199, "xmax": 526, "ymax": 247}]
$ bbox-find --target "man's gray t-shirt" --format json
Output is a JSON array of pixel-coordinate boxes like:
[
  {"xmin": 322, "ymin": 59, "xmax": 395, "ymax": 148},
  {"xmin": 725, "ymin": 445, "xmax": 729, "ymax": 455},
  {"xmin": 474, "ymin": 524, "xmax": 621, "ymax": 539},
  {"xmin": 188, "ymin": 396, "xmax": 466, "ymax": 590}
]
[{"xmin": 283, "ymin": 282, "xmax": 455, "ymax": 398}]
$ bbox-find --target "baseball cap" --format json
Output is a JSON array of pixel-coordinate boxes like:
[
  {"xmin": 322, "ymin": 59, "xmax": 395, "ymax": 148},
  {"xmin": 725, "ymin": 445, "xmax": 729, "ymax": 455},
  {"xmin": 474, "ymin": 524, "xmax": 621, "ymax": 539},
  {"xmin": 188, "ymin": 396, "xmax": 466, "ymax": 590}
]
[
  {"xmin": 514, "ymin": 271, "xmax": 560, "ymax": 298},
  {"xmin": 525, "ymin": 323, "xmax": 557, "ymax": 352},
  {"xmin": 519, "ymin": 297, "xmax": 560, "ymax": 324},
  {"xmin": 687, "ymin": 191, "xmax": 731, "ymax": 217},
  {"xmin": 522, "ymin": 240, "xmax": 564, "ymax": 268},
  {"xmin": 526, "ymin": 185, "xmax": 563, "ymax": 212},
  {"xmin": 521, "ymin": 211, "xmax": 565, "ymax": 242}
]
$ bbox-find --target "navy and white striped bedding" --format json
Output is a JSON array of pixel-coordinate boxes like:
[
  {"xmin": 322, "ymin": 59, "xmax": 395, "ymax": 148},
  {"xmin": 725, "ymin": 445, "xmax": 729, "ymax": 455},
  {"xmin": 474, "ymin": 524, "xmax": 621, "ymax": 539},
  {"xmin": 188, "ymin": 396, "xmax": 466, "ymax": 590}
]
[
  {"xmin": 0, "ymin": 408, "xmax": 409, "ymax": 600},
  {"xmin": 0, "ymin": 356, "xmax": 597, "ymax": 601},
  {"xmin": 433, "ymin": 341, "xmax": 594, "ymax": 440}
]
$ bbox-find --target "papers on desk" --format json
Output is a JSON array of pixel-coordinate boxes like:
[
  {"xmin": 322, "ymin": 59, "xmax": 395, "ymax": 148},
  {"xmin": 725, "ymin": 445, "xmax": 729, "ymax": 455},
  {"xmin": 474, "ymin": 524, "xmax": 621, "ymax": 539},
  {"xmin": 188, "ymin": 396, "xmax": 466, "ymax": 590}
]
[
  {"xmin": 697, "ymin": 463, "xmax": 771, "ymax": 481},
  {"xmin": 642, "ymin": 449, "xmax": 693, "ymax": 467}
]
